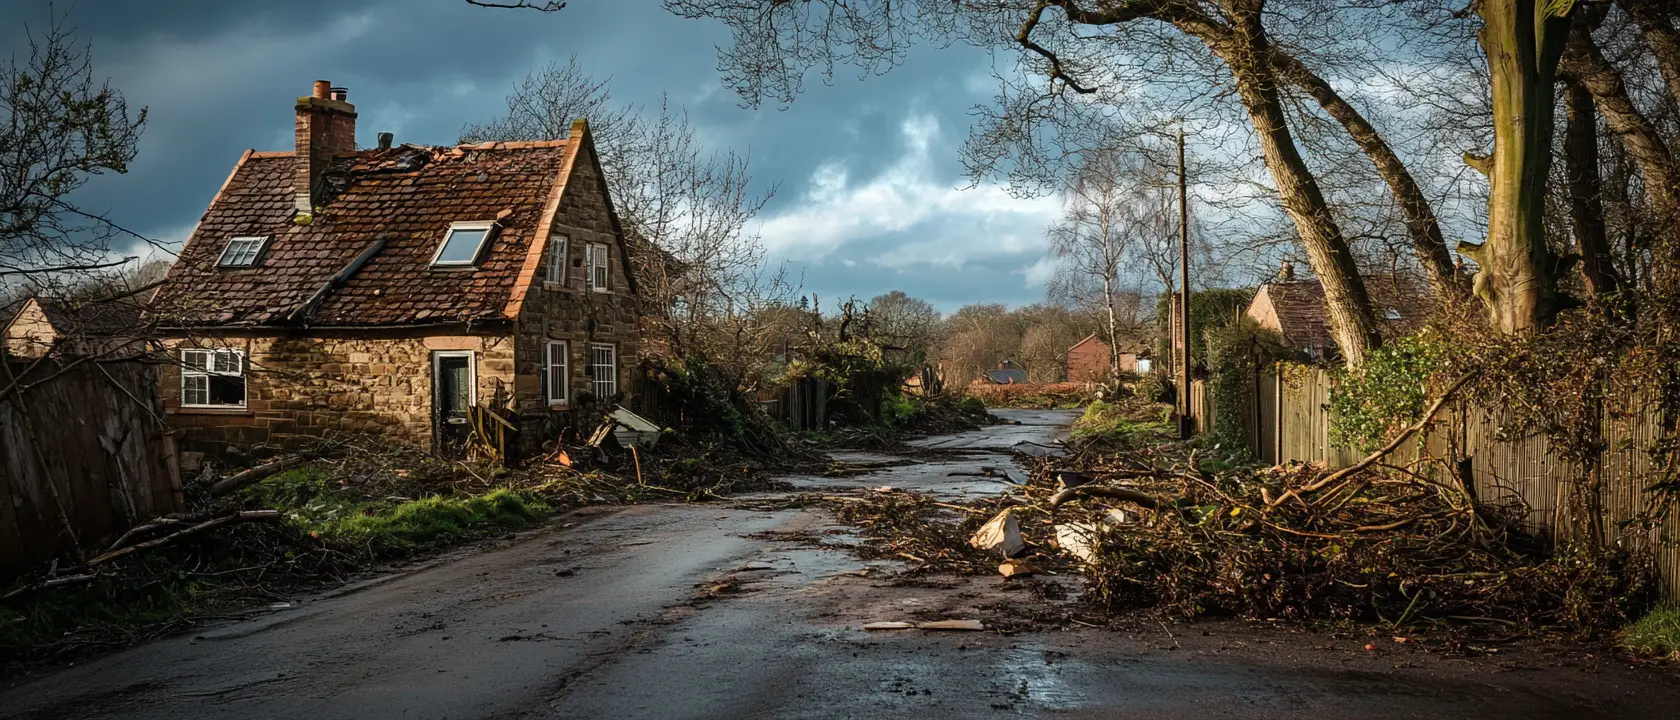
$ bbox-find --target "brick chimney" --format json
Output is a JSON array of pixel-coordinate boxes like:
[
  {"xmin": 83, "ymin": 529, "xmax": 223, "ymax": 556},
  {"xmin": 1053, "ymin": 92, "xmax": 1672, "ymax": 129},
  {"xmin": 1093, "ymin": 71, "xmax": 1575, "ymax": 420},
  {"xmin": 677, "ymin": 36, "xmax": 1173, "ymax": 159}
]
[{"xmin": 294, "ymin": 80, "xmax": 357, "ymax": 217}]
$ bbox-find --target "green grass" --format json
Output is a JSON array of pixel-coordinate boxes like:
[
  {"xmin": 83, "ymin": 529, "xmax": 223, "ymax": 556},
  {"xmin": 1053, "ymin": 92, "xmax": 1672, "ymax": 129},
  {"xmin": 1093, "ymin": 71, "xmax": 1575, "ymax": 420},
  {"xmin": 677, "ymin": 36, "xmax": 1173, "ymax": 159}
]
[
  {"xmin": 3, "ymin": 466, "xmax": 552, "ymax": 664},
  {"xmin": 247, "ymin": 465, "xmax": 550, "ymax": 552},
  {"xmin": 1622, "ymin": 606, "xmax": 1680, "ymax": 657},
  {"xmin": 1071, "ymin": 400, "xmax": 1172, "ymax": 444},
  {"xmin": 319, "ymin": 490, "xmax": 548, "ymax": 550}
]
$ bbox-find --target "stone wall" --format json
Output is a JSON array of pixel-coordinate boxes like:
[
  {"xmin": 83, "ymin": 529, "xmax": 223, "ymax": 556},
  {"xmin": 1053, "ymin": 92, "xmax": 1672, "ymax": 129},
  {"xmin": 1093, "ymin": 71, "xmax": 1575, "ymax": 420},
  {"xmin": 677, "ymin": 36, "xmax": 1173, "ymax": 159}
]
[
  {"xmin": 513, "ymin": 134, "xmax": 642, "ymax": 450},
  {"xmin": 159, "ymin": 334, "xmax": 514, "ymax": 459},
  {"xmin": 2, "ymin": 301, "xmax": 55, "ymax": 358}
]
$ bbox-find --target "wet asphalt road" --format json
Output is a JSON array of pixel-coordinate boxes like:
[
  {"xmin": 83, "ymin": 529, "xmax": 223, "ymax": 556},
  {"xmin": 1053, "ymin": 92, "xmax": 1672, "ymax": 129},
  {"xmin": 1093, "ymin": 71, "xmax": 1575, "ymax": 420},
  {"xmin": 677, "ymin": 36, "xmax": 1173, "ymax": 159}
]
[{"xmin": 3, "ymin": 409, "xmax": 1679, "ymax": 719}]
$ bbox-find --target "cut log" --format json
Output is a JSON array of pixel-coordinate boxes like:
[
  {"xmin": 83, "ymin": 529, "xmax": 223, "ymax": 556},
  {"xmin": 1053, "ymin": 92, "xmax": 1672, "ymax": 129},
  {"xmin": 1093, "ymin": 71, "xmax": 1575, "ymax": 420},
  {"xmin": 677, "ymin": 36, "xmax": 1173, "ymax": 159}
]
[{"xmin": 209, "ymin": 456, "xmax": 306, "ymax": 497}]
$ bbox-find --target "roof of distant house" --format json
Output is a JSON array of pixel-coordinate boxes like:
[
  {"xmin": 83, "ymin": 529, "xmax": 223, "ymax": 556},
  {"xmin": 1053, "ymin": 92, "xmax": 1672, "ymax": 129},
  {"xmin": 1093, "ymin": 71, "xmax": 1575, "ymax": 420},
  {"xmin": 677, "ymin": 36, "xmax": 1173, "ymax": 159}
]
[
  {"xmin": 983, "ymin": 368, "xmax": 1029, "ymax": 384},
  {"xmin": 152, "ymin": 137, "xmax": 609, "ymax": 329},
  {"xmin": 7, "ymin": 296, "xmax": 142, "ymax": 337},
  {"xmin": 1253, "ymin": 276, "xmax": 1432, "ymax": 350}
]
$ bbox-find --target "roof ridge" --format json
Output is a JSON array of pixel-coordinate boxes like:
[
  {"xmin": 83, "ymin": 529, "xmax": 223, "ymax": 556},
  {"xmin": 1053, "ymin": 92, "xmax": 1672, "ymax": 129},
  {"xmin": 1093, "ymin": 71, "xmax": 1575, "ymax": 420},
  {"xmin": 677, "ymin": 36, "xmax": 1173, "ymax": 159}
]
[{"xmin": 455, "ymin": 139, "xmax": 571, "ymax": 151}]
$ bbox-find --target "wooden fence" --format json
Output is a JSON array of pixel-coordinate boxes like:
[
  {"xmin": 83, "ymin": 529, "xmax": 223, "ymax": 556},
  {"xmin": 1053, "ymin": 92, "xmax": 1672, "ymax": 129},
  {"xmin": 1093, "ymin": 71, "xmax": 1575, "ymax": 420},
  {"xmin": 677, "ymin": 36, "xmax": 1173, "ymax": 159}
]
[
  {"xmin": 0, "ymin": 358, "xmax": 182, "ymax": 576},
  {"xmin": 759, "ymin": 377, "xmax": 831, "ymax": 431},
  {"xmin": 1207, "ymin": 366, "xmax": 1680, "ymax": 598}
]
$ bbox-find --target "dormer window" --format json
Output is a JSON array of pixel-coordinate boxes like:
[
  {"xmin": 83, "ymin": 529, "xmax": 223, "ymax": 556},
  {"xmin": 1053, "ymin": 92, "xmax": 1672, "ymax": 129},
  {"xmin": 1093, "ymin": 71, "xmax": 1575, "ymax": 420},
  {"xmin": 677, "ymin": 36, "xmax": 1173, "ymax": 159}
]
[
  {"xmin": 217, "ymin": 237, "xmax": 269, "ymax": 268},
  {"xmin": 430, "ymin": 221, "xmax": 497, "ymax": 268},
  {"xmin": 1384, "ymin": 308, "xmax": 1403, "ymax": 321}
]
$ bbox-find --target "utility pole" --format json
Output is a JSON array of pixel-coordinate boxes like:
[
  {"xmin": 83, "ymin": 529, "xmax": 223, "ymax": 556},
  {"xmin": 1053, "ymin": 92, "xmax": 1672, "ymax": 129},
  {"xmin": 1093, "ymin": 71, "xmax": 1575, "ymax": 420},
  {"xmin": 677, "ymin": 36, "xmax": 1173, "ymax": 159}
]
[{"xmin": 1176, "ymin": 126, "xmax": 1193, "ymax": 439}]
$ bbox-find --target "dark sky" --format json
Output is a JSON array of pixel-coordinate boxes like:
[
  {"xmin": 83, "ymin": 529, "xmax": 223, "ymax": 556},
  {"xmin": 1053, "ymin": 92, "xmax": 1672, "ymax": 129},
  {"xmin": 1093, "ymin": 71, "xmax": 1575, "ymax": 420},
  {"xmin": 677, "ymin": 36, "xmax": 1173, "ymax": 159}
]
[{"xmin": 4, "ymin": 0, "xmax": 1066, "ymax": 311}]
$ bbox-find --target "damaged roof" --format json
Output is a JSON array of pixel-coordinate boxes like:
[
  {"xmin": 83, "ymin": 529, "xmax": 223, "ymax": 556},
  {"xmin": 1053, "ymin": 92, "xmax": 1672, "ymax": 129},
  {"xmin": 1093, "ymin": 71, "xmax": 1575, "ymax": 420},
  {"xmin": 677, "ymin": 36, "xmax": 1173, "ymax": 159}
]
[{"xmin": 152, "ymin": 140, "xmax": 577, "ymax": 328}]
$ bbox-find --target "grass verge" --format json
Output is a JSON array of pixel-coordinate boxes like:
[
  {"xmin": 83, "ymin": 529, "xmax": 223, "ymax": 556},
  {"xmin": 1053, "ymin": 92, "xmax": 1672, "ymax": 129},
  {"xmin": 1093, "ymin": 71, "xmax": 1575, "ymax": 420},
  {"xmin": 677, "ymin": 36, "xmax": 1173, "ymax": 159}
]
[{"xmin": 1622, "ymin": 606, "xmax": 1680, "ymax": 657}]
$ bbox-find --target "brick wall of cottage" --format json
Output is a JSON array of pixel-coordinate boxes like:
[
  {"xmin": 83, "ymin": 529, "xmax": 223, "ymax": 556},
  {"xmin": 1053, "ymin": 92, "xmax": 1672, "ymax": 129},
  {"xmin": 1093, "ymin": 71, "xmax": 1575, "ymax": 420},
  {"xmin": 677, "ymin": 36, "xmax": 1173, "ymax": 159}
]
[
  {"xmin": 159, "ymin": 334, "xmax": 514, "ymax": 459},
  {"xmin": 513, "ymin": 138, "xmax": 642, "ymax": 450}
]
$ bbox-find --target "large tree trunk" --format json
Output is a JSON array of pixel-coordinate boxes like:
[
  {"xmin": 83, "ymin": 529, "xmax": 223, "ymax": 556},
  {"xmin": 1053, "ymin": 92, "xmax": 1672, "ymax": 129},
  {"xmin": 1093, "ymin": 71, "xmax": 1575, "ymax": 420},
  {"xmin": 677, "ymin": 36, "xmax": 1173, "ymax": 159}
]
[
  {"xmin": 1464, "ymin": 0, "xmax": 1575, "ymax": 334},
  {"xmin": 1614, "ymin": 0, "xmax": 1680, "ymax": 106},
  {"xmin": 1562, "ymin": 22, "xmax": 1680, "ymax": 222},
  {"xmin": 1563, "ymin": 81, "xmax": 1622, "ymax": 304},
  {"xmin": 1222, "ymin": 10, "xmax": 1380, "ymax": 366},
  {"xmin": 1268, "ymin": 50, "xmax": 1465, "ymax": 302},
  {"xmin": 1562, "ymin": 13, "xmax": 1680, "ymax": 300}
]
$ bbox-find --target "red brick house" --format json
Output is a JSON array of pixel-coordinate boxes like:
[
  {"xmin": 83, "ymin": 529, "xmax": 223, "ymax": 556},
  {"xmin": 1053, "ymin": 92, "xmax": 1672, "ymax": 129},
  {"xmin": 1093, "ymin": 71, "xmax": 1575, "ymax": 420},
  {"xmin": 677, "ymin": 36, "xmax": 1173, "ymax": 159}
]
[
  {"xmin": 1067, "ymin": 333, "xmax": 1149, "ymax": 382},
  {"xmin": 149, "ymin": 81, "xmax": 640, "ymax": 457}
]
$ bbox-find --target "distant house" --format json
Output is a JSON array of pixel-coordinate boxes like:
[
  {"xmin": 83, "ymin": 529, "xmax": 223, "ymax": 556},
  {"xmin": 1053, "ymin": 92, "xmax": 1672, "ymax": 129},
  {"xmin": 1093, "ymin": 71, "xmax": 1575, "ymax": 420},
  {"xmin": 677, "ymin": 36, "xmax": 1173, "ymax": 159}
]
[
  {"xmin": 3, "ymin": 296, "xmax": 143, "ymax": 358},
  {"xmin": 1246, "ymin": 273, "xmax": 1430, "ymax": 360},
  {"xmin": 1067, "ymin": 334, "xmax": 1109, "ymax": 382},
  {"xmin": 1067, "ymin": 333, "xmax": 1151, "ymax": 382},
  {"xmin": 980, "ymin": 360, "xmax": 1028, "ymax": 385},
  {"xmin": 148, "ymin": 80, "xmax": 641, "ymax": 457}
]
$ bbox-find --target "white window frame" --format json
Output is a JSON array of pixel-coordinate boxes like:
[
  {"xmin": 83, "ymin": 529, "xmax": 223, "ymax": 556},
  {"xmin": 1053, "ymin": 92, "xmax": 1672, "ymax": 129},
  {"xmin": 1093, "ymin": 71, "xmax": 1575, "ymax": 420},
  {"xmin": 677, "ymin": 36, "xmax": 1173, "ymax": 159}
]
[
  {"xmin": 587, "ymin": 243, "xmax": 610, "ymax": 292},
  {"xmin": 180, "ymin": 348, "xmax": 247, "ymax": 409},
  {"xmin": 546, "ymin": 235, "xmax": 569, "ymax": 285},
  {"xmin": 543, "ymin": 340, "xmax": 570, "ymax": 406},
  {"xmin": 217, "ymin": 236, "xmax": 270, "ymax": 268},
  {"xmin": 429, "ymin": 221, "xmax": 497, "ymax": 268},
  {"xmin": 590, "ymin": 343, "xmax": 617, "ymax": 399}
]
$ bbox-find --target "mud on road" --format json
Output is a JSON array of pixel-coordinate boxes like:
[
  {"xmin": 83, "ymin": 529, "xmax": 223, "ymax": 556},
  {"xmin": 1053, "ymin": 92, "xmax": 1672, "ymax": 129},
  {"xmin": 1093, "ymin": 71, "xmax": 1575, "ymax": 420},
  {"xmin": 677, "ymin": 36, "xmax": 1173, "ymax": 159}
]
[{"xmin": 3, "ymin": 409, "xmax": 1678, "ymax": 719}]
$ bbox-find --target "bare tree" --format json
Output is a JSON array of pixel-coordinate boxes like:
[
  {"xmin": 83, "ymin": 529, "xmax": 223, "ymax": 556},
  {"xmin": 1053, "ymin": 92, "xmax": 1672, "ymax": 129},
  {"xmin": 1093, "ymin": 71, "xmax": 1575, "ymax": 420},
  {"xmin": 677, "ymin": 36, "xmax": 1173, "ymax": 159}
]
[
  {"xmin": 463, "ymin": 60, "xmax": 780, "ymax": 367},
  {"xmin": 1, "ymin": 11, "xmax": 147, "ymax": 292},
  {"xmin": 1046, "ymin": 147, "xmax": 1151, "ymax": 378},
  {"xmin": 664, "ymin": 0, "xmax": 1396, "ymax": 364}
]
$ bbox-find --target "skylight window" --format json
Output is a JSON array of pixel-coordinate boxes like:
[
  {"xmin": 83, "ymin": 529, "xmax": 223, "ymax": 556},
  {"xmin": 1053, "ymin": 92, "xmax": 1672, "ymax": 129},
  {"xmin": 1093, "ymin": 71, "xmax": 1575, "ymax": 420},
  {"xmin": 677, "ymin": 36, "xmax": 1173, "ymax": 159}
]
[
  {"xmin": 217, "ymin": 237, "xmax": 269, "ymax": 268},
  {"xmin": 431, "ymin": 221, "xmax": 497, "ymax": 267}
]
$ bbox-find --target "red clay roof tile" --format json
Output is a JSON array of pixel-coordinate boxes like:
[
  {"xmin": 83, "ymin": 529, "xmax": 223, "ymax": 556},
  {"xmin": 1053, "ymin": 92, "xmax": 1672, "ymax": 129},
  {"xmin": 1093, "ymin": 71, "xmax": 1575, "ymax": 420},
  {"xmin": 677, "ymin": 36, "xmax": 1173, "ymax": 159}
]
[{"xmin": 153, "ymin": 142, "xmax": 570, "ymax": 328}]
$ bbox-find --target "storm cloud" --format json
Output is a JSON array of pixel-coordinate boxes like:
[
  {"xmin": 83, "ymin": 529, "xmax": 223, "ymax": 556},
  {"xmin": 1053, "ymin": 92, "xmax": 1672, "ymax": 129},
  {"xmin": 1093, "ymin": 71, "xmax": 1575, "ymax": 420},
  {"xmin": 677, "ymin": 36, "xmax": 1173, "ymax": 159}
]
[{"xmin": 2, "ymin": 0, "xmax": 1062, "ymax": 311}]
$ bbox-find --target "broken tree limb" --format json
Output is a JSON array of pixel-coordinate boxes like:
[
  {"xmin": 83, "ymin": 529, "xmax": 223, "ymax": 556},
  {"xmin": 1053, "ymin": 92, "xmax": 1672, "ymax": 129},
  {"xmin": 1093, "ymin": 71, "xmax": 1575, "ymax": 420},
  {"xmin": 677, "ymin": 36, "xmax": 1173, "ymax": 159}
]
[
  {"xmin": 1272, "ymin": 371, "xmax": 1479, "ymax": 508},
  {"xmin": 209, "ymin": 456, "xmax": 306, "ymax": 497},
  {"xmin": 1047, "ymin": 485, "xmax": 1162, "ymax": 510},
  {"xmin": 1, "ymin": 573, "xmax": 99, "ymax": 601},
  {"xmin": 83, "ymin": 511, "xmax": 282, "ymax": 567}
]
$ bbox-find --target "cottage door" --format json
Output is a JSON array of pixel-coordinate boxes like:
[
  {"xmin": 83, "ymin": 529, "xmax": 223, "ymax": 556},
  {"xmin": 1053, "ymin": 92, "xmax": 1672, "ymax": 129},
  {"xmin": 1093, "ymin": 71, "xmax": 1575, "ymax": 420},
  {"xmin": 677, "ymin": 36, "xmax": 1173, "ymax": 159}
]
[{"xmin": 432, "ymin": 351, "xmax": 474, "ymax": 455}]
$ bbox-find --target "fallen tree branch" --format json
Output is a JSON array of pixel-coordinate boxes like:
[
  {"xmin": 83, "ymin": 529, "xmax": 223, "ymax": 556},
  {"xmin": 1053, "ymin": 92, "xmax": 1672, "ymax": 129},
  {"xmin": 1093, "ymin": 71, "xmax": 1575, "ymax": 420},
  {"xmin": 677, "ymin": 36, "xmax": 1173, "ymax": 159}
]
[
  {"xmin": 105, "ymin": 517, "xmax": 185, "ymax": 552},
  {"xmin": 83, "ymin": 510, "xmax": 281, "ymax": 567},
  {"xmin": 1047, "ymin": 484, "xmax": 1163, "ymax": 510},
  {"xmin": 1271, "ymin": 371, "xmax": 1479, "ymax": 508},
  {"xmin": 2, "ymin": 573, "xmax": 98, "ymax": 601},
  {"xmin": 209, "ymin": 456, "xmax": 307, "ymax": 497}
]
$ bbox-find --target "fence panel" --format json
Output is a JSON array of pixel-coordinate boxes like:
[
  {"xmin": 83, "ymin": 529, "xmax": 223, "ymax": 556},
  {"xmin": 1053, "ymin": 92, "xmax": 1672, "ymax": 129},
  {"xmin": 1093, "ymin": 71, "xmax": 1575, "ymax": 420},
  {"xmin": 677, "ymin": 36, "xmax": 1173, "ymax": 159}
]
[
  {"xmin": 1228, "ymin": 365, "xmax": 1677, "ymax": 598},
  {"xmin": 0, "ymin": 358, "xmax": 182, "ymax": 576}
]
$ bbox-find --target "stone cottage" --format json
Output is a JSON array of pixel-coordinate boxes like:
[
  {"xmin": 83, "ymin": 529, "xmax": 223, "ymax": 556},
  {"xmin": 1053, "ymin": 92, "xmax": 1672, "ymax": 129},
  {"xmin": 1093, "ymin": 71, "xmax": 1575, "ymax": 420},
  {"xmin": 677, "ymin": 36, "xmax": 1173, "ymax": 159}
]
[
  {"xmin": 3, "ymin": 296, "xmax": 144, "ymax": 359},
  {"xmin": 149, "ymin": 81, "xmax": 640, "ymax": 457}
]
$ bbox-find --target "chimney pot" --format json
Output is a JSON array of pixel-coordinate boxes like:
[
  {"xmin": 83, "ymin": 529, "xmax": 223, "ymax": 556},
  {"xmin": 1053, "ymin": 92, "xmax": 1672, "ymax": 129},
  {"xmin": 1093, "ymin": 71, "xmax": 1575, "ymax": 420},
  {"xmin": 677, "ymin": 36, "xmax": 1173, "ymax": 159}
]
[
  {"xmin": 330, "ymin": 87, "xmax": 349, "ymax": 102},
  {"xmin": 377, "ymin": 132, "xmax": 393, "ymax": 150},
  {"xmin": 313, "ymin": 80, "xmax": 331, "ymax": 99}
]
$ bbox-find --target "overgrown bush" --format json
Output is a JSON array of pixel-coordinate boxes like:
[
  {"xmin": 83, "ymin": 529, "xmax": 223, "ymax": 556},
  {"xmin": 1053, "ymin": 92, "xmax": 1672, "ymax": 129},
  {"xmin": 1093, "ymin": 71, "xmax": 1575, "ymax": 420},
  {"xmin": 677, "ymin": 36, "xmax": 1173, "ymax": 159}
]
[
  {"xmin": 1201, "ymin": 318, "xmax": 1288, "ymax": 453},
  {"xmin": 1329, "ymin": 331, "xmax": 1454, "ymax": 451}
]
